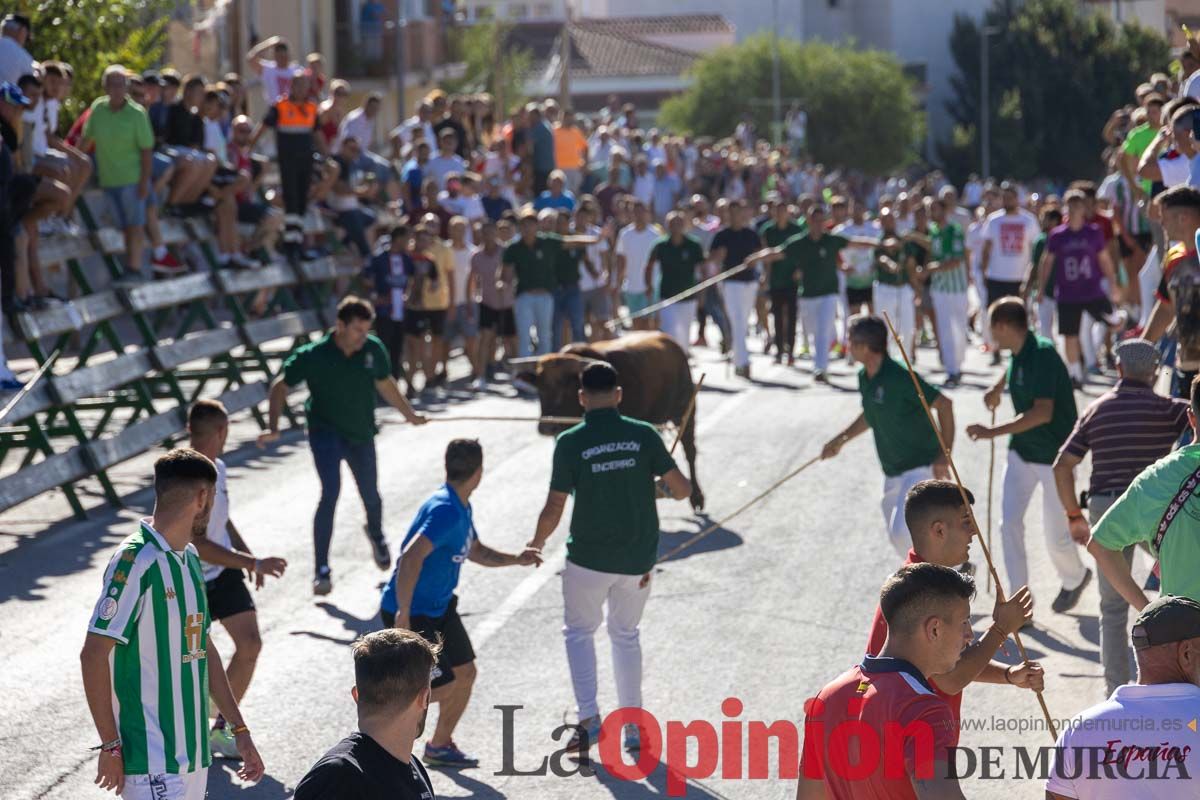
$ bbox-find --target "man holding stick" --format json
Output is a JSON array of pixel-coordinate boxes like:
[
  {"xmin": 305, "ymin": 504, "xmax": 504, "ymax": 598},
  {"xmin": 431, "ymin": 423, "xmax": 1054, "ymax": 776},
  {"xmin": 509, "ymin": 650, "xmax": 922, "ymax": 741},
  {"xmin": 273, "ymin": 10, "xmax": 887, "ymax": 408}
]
[
  {"xmin": 709, "ymin": 199, "xmax": 763, "ymax": 378},
  {"xmin": 966, "ymin": 298, "xmax": 1091, "ymax": 613},
  {"xmin": 821, "ymin": 315, "xmax": 954, "ymax": 558}
]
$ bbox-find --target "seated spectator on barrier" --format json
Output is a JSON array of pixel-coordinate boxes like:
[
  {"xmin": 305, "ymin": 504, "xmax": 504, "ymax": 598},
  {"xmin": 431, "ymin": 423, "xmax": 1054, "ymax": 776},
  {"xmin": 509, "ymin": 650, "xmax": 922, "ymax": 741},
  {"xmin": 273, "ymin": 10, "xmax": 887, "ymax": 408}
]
[
  {"xmin": 200, "ymin": 87, "xmax": 256, "ymax": 270},
  {"xmin": 81, "ymin": 65, "xmax": 154, "ymax": 280},
  {"xmin": 304, "ymin": 52, "xmax": 327, "ymax": 101},
  {"xmin": 328, "ymin": 136, "xmax": 378, "ymax": 261},
  {"xmin": 0, "ymin": 79, "xmax": 37, "ymax": 384},
  {"xmin": 317, "ymin": 79, "xmax": 350, "ymax": 153},
  {"xmin": 127, "ymin": 75, "xmax": 185, "ymax": 277},
  {"xmin": 164, "ymin": 74, "xmax": 220, "ymax": 209},
  {"xmin": 228, "ymin": 115, "xmax": 282, "ymax": 260},
  {"xmin": 29, "ymin": 62, "xmax": 90, "ymax": 231},
  {"xmin": 152, "ymin": 70, "xmax": 214, "ymax": 212},
  {"xmin": 337, "ymin": 92, "xmax": 398, "ymax": 203},
  {"xmin": 0, "ymin": 14, "xmax": 33, "ymax": 86}
]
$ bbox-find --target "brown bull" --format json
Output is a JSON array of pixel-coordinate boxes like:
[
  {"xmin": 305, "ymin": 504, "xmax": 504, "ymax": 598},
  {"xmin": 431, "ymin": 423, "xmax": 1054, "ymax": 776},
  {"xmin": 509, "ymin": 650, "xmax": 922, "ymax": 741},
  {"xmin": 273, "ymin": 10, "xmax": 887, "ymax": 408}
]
[{"xmin": 515, "ymin": 332, "xmax": 704, "ymax": 511}]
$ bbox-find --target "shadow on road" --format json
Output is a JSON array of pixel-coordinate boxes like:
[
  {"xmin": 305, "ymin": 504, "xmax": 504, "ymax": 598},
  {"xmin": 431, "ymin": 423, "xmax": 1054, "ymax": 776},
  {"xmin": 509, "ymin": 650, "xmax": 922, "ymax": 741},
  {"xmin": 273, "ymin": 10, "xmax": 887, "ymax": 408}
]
[
  {"xmin": 655, "ymin": 516, "xmax": 744, "ymax": 564},
  {"xmin": 207, "ymin": 762, "xmax": 292, "ymax": 799},
  {"xmin": 288, "ymin": 601, "xmax": 378, "ymax": 647}
]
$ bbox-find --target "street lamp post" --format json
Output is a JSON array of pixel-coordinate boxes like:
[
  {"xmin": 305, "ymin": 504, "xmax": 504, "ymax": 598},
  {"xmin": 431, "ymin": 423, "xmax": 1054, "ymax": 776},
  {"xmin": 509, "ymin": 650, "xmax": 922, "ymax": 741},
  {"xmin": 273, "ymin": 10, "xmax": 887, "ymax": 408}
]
[{"xmin": 771, "ymin": 0, "xmax": 782, "ymax": 145}]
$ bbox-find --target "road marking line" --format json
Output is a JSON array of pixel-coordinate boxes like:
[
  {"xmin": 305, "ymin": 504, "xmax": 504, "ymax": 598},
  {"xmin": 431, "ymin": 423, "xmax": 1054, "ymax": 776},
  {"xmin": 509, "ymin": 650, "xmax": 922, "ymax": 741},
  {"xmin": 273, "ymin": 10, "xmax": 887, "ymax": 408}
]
[{"xmin": 468, "ymin": 382, "xmax": 755, "ymax": 650}]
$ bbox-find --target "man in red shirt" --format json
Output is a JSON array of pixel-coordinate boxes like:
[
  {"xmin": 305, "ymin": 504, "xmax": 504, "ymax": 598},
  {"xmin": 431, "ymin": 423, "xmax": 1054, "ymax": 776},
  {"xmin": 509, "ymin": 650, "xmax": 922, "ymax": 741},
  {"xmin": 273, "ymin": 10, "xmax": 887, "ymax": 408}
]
[
  {"xmin": 864, "ymin": 481, "xmax": 1044, "ymax": 742},
  {"xmin": 798, "ymin": 562, "xmax": 975, "ymax": 799}
]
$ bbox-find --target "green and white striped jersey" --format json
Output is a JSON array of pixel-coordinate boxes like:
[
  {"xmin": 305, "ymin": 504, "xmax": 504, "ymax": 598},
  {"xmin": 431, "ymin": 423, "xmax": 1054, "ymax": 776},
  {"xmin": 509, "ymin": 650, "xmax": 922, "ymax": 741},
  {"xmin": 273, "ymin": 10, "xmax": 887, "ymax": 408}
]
[
  {"xmin": 930, "ymin": 222, "xmax": 968, "ymax": 293},
  {"xmin": 88, "ymin": 519, "xmax": 212, "ymax": 776}
]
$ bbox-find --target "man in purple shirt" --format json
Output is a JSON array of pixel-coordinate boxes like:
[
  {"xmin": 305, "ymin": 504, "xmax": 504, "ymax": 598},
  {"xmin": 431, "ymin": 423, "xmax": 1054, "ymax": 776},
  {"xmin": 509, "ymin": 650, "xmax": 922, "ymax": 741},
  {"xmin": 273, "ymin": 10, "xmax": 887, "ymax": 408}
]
[{"xmin": 1032, "ymin": 190, "xmax": 1120, "ymax": 387}]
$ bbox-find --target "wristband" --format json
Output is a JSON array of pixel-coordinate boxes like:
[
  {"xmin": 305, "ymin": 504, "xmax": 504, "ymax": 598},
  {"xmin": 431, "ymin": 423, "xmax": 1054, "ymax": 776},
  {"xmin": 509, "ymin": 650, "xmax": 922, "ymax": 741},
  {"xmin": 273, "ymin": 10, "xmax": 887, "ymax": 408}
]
[
  {"xmin": 253, "ymin": 558, "xmax": 262, "ymax": 573},
  {"xmin": 1066, "ymin": 511, "xmax": 1085, "ymax": 522},
  {"xmin": 230, "ymin": 724, "xmax": 250, "ymax": 736},
  {"xmin": 1003, "ymin": 665, "xmax": 1016, "ymax": 684},
  {"xmin": 92, "ymin": 738, "xmax": 122, "ymax": 752}
]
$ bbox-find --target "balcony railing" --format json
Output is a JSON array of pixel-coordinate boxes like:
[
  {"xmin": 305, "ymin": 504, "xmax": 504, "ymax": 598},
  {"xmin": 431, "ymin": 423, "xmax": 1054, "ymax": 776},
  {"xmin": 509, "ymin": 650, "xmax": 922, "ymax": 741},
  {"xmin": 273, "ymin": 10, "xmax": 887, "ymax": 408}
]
[{"xmin": 334, "ymin": 18, "xmax": 446, "ymax": 80}]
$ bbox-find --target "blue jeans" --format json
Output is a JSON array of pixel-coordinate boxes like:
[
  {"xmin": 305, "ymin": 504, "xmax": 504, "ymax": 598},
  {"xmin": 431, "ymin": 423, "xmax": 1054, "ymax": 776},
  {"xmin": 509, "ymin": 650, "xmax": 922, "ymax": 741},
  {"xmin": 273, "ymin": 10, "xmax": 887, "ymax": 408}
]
[
  {"xmin": 309, "ymin": 426, "xmax": 383, "ymax": 574},
  {"xmin": 515, "ymin": 291, "xmax": 555, "ymax": 356},
  {"xmin": 336, "ymin": 207, "xmax": 377, "ymax": 258},
  {"xmin": 553, "ymin": 284, "xmax": 585, "ymax": 349}
]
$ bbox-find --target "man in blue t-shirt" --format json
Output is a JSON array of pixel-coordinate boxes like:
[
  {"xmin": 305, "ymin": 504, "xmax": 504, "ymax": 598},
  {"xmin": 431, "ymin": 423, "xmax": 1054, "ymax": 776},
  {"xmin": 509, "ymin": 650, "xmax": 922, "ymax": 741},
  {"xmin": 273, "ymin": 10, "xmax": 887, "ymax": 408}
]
[{"xmin": 379, "ymin": 439, "xmax": 540, "ymax": 767}]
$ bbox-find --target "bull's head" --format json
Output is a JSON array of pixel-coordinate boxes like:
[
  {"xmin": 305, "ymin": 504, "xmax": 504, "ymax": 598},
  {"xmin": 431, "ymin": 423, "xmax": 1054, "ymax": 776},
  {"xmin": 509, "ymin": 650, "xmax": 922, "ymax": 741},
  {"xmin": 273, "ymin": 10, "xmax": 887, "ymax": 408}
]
[{"xmin": 509, "ymin": 353, "xmax": 607, "ymax": 435}]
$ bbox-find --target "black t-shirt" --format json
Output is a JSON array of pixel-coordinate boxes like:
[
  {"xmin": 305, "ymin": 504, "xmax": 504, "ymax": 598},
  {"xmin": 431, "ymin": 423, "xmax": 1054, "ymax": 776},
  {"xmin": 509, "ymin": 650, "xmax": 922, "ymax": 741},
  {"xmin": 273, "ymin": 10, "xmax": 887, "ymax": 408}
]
[
  {"xmin": 293, "ymin": 733, "xmax": 434, "ymax": 800},
  {"xmin": 164, "ymin": 102, "xmax": 204, "ymax": 148},
  {"xmin": 710, "ymin": 227, "xmax": 762, "ymax": 282}
]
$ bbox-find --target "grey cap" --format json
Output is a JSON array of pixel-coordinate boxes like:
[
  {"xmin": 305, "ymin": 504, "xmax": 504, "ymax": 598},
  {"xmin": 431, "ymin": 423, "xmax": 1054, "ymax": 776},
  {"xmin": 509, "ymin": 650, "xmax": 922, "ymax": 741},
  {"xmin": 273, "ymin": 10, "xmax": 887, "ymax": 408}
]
[
  {"xmin": 1131, "ymin": 595, "xmax": 1200, "ymax": 649},
  {"xmin": 1115, "ymin": 339, "xmax": 1160, "ymax": 377}
]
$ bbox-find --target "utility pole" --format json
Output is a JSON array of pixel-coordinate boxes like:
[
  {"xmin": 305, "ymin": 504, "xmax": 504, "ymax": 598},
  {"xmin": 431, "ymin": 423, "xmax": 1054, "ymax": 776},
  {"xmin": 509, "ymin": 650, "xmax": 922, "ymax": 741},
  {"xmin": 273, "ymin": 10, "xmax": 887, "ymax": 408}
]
[
  {"xmin": 980, "ymin": 25, "xmax": 994, "ymax": 180},
  {"xmin": 771, "ymin": 0, "xmax": 782, "ymax": 145},
  {"xmin": 559, "ymin": 0, "xmax": 572, "ymax": 108}
]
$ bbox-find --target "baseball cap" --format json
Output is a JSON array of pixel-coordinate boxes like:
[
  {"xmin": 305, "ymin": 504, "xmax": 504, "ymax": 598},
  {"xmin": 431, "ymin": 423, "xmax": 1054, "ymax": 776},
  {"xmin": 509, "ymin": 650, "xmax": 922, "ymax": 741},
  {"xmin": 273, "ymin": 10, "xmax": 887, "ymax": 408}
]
[
  {"xmin": 1114, "ymin": 339, "xmax": 1160, "ymax": 376},
  {"xmin": 0, "ymin": 82, "xmax": 31, "ymax": 108},
  {"xmin": 580, "ymin": 362, "xmax": 618, "ymax": 393},
  {"xmin": 1131, "ymin": 595, "xmax": 1200, "ymax": 649},
  {"xmin": 3, "ymin": 13, "xmax": 31, "ymax": 37},
  {"xmin": 141, "ymin": 70, "xmax": 162, "ymax": 86}
]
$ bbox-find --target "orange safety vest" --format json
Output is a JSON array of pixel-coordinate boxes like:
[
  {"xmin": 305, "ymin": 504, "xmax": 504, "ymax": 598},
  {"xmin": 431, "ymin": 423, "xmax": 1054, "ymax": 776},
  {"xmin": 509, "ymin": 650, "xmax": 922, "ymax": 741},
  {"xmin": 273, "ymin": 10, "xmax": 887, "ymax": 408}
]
[{"xmin": 274, "ymin": 98, "xmax": 317, "ymax": 134}]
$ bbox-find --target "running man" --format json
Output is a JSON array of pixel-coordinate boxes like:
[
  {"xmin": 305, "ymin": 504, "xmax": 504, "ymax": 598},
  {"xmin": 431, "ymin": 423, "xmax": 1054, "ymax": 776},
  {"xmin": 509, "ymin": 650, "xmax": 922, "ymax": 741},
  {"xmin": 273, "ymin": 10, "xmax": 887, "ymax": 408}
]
[
  {"xmin": 967, "ymin": 298, "xmax": 1091, "ymax": 613},
  {"xmin": 380, "ymin": 439, "xmax": 540, "ymax": 767},
  {"xmin": 798, "ymin": 563, "xmax": 974, "ymax": 799},
  {"xmin": 80, "ymin": 449, "xmax": 265, "ymax": 798},
  {"xmin": 186, "ymin": 400, "xmax": 288, "ymax": 760},
  {"xmin": 258, "ymin": 296, "xmax": 428, "ymax": 595},
  {"xmin": 980, "ymin": 183, "xmax": 1040, "ymax": 364},
  {"xmin": 865, "ymin": 480, "xmax": 1042, "ymax": 740},
  {"xmin": 644, "ymin": 210, "xmax": 705, "ymax": 352},
  {"xmin": 1032, "ymin": 190, "xmax": 1120, "ymax": 388},
  {"xmin": 925, "ymin": 197, "xmax": 970, "ymax": 386},
  {"xmin": 527, "ymin": 362, "xmax": 692, "ymax": 753},
  {"xmin": 821, "ymin": 315, "xmax": 954, "ymax": 558}
]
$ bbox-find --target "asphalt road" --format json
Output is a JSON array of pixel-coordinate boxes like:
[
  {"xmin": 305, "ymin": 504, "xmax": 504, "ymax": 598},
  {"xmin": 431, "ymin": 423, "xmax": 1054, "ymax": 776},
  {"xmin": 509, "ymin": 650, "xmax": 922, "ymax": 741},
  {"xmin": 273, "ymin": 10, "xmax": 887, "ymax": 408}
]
[{"xmin": 0, "ymin": 333, "xmax": 1146, "ymax": 799}]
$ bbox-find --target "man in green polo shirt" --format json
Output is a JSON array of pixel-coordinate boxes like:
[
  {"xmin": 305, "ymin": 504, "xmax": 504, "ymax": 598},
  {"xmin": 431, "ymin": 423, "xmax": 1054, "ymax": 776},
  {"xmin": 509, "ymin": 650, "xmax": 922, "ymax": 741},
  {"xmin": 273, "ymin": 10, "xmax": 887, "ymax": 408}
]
[
  {"xmin": 1089, "ymin": 375, "xmax": 1200, "ymax": 608},
  {"xmin": 757, "ymin": 196, "xmax": 806, "ymax": 365},
  {"xmin": 966, "ymin": 298, "xmax": 1090, "ymax": 613},
  {"xmin": 502, "ymin": 209, "xmax": 598, "ymax": 362},
  {"xmin": 761, "ymin": 204, "xmax": 877, "ymax": 380},
  {"xmin": 873, "ymin": 207, "xmax": 917, "ymax": 359},
  {"xmin": 258, "ymin": 296, "xmax": 428, "ymax": 594},
  {"xmin": 527, "ymin": 362, "xmax": 691, "ymax": 755},
  {"xmin": 645, "ymin": 211, "xmax": 704, "ymax": 352},
  {"xmin": 820, "ymin": 315, "xmax": 955, "ymax": 558}
]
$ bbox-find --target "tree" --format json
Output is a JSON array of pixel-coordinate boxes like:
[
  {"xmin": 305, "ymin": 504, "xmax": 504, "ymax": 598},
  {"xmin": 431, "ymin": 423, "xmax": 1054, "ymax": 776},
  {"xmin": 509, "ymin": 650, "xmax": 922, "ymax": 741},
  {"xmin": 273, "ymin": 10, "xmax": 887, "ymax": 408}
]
[
  {"xmin": 659, "ymin": 35, "xmax": 922, "ymax": 175},
  {"xmin": 444, "ymin": 20, "xmax": 531, "ymax": 116},
  {"xmin": 21, "ymin": 0, "xmax": 172, "ymax": 129},
  {"xmin": 939, "ymin": 0, "xmax": 1169, "ymax": 185}
]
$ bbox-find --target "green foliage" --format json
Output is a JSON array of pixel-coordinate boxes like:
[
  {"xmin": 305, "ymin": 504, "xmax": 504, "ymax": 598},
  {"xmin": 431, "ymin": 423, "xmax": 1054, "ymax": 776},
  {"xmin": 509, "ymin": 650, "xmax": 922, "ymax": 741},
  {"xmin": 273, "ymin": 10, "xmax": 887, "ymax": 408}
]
[
  {"xmin": 658, "ymin": 35, "xmax": 922, "ymax": 175},
  {"xmin": 939, "ymin": 0, "xmax": 1170, "ymax": 185},
  {"xmin": 19, "ymin": 0, "xmax": 172, "ymax": 129},
  {"xmin": 444, "ymin": 21, "xmax": 531, "ymax": 115}
]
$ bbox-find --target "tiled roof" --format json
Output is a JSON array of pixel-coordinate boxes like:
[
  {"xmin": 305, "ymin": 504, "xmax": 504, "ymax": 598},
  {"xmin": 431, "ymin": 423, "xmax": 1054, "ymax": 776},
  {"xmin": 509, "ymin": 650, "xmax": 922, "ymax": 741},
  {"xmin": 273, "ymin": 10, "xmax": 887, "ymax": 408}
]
[
  {"xmin": 506, "ymin": 16, "xmax": 715, "ymax": 80},
  {"xmin": 576, "ymin": 14, "xmax": 733, "ymax": 38}
]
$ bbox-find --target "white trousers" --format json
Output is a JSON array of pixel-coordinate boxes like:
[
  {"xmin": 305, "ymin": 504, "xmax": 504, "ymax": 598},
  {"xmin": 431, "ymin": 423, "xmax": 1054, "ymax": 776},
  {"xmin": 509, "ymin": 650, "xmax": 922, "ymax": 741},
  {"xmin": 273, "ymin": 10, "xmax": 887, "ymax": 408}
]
[
  {"xmin": 562, "ymin": 560, "xmax": 651, "ymax": 720},
  {"xmin": 799, "ymin": 294, "xmax": 838, "ymax": 372},
  {"xmin": 931, "ymin": 290, "xmax": 969, "ymax": 376},
  {"xmin": 660, "ymin": 300, "xmax": 696, "ymax": 354},
  {"xmin": 122, "ymin": 769, "xmax": 208, "ymax": 800},
  {"xmin": 873, "ymin": 283, "xmax": 915, "ymax": 356},
  {"xmin": 722, "ymin": 280, "xmax": 758, "ymax": 368},
  {"xmin": 1138, "ymin": 245, "xmax": 1162, "ymax": 329},
  {"xmin": 881, "ymin": 465, "xmax": 933, "ymax": 558},
  {"xmin": 1000, "ymin": 450, "xmax": 1088, "ymax": 595},
  {"xmin": 1036, "ymin": 298, "xmax": 1055, "ymax": 340}
]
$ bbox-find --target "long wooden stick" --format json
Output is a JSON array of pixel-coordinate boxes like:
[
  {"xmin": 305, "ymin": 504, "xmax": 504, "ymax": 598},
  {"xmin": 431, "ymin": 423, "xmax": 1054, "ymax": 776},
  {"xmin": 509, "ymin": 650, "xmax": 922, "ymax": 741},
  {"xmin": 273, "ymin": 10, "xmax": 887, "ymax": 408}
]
[
  {"xmin": 986, "ymin": 408, "xmax": 996, "ymax": 595},
  {"xmin": 426, "ymin": 415, "xmax": 584, "ymax": 425},
  {"xmin": 881, "ymin": 312, "xmax": 1058, "ymax": 743},
  {"xmin": 657, "ymin": 454, "xmax": 821, "ymax": 564},
  {"xmin": 604, "ymin": 260, "xmax": 754, "ymax": 330},
  {"xmin": 0, "ymin": 347, "xmax": 62, "ymax": 425},
  {"xmin": 669, "ymin": 373, "xmax": 705, "ymax": 456}
]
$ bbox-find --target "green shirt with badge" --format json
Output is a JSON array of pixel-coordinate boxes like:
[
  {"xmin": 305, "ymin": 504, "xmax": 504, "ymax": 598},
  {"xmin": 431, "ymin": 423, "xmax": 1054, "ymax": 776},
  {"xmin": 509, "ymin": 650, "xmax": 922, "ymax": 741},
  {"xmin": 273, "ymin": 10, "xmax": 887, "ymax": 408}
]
[
  {"xmin": 502, "ymin": 233, "xmax": 563, "ymax": 294},
  {"xmin": 549, "ymin": 408, "xmax": 677, "ymax": 574},
  {"xmin": 858, "ymin": 357, "xmax": 943, "ymax": 477},
  {"xmin": 929, "ymin": 222, "xmax": 968, "ymax": 293},
  {"xmin": 1007, "ymin": 331, "xmax": 1077, "ymax": 464},
  {"xmin": 649, "ymin": 234, "xmax": 704, "ymax": 299},
  {"xmin": 555, "ymin": 244, "xmax": 583, "ymax": 287},
  {"xmin": 782, "ymin": 232, "xmax": 848, "ymax": 297},
  {"xmin": 281, "ymin": 332, "xmax": 391, "ymax": 443},
  {"xmin": 1092, "ymin": 444, "xmax": 1200, "ymax": 602},
  {"xmin": 874, "ymin": 235, "xmax": 908, "ymax": 287}
]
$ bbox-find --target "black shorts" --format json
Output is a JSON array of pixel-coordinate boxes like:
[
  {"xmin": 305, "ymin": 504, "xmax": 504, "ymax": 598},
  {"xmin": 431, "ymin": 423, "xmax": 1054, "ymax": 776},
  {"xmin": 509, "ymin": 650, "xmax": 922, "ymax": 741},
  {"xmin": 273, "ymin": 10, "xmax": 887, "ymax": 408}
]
[
  {"xmin": 985, "ymin": 278, "xmax": 1023, "ymax": 306},
  {"xmin": 846, "ymin": 286, "xmax": 873, "ymax": 307},
  {"xmin": 379, "ymin": 595, "xmax": 475, "ymax": 689},
  {"xmin": 404, "ymin": 309, "xmax": 446, "ymax": 337},
  {"xmin": 237, "ymin": 201, "xmax": 269, "ymax": 225},
  {"xmin": 478, "ymin": 303, "xmax": 516, "ymax": 336},
  {"xmin": 10, "ymin": 173, "xmax": 40, "ymax": 223},
  {"xmin": 1120, "ymin": 232, "xmax": 1153, "ymax": 259},
  {"xmin": 205, "ymin": 568, "xmax": 256, "ymax": 621},
  {"xmin": 1057, "ymin": 297, "xmax": 1114, "ymax": 337}
]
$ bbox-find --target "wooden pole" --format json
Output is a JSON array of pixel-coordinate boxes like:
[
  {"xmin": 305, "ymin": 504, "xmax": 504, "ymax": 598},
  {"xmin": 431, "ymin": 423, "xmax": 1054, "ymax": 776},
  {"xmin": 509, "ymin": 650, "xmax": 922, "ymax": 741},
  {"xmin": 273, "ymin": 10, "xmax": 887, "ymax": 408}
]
[
  {"xmin": 881, "ymin": 312, "xmax": 1058, "ymax": 743},
  {"xmin": 669, "ymin": 373, "xmax": 705, "ymax": 456},
  {"xmin": 986, "ymin": 408, "xmax": 996, "ymax": 595}
]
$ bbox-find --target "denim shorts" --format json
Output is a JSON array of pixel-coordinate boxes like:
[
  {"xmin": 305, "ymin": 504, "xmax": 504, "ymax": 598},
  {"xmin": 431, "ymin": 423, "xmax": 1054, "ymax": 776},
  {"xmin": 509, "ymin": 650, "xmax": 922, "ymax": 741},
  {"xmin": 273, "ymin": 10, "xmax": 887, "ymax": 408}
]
[
  {"xmin": 148, "ymin": 152, "xmax": 173, "ymax": 208},
  {"xmin": 104, "ymin": 184, "xmax": 147, "ymax": 228}
]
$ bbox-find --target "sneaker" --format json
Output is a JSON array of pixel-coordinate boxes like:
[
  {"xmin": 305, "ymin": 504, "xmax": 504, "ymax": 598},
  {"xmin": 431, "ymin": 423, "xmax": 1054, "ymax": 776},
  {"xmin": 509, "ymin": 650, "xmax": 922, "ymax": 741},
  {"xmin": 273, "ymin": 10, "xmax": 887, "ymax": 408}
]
[
  {"xmin": 623, "ymin": 724, "xmax": 641, "ymax": 753},
  {"xmin": 209, "ymin": 726, "xmax": 241, "ymax": 760},
  {"xmin": 152, "ymin": 251, "xmax": 187, "ymax": 276},
  {"xmin": 370, "ymin": 538, "xmax": 391, "ymax": 570},
  {"xmin": 813, "ymin": 370, "xmax": 829, "ymax": 384},
  {"xmin": 563, "ymin": 715, "xmax": 603, "ymax": 753},
  {"xmin": 734, "ymin": 365, "xmax": 750, "ymax": 379},
  {"xmin": 773, "ymin": 353, "xmax": 782, "ymax": 365},
  {"xmin": 786, "ymin": 354, "xmax": 795, "ymax": 367},
  {"xmin": 470, "ymin": 376, "xmax": 487, "ymax": 391},
  {"xmin": 1051, "ymin": 568, "xmax": 1092, "ymax": 613},
  {"xmin": 313, "ymin": 568, "xmax": 332, "ymax": 595},
  {"xmin": 423, "ymin": 741, "xmax": 480, "ymax": 768}
]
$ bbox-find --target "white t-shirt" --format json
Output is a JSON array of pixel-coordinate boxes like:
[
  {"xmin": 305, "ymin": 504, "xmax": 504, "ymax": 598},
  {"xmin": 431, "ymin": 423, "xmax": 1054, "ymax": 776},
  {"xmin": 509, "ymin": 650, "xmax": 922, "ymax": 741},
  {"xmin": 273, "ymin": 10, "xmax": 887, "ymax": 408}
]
[
  {"xmin": 833, "ymin": 221, "xmax": 879, "ymax": 281},
  {"xmin": 201, "ymin": 458, "xmax": 232, "ymax": 582},
  {"xmin": 259, "ymin": 59, "xmax": 297, "ymax": 103},
  {"xmin": 1046, "ymin": 682, "xmax": 1200, "ymax": 799},
  {"xmin": 338, "ymin": 107, "xmax": 376, "ymax": 152},
  {"xmin": 202, "ymin": 118, "xmax": 227, "ymax": 159},
  {"xmin": 24, "ymin": 103, "xmax": 47, "ymax": 156},
  {"xmin": 1158, "ymin": 151, "xmax": 1197, "ymax": 188},
  {"xmin": 450, "ymin": 244, "xmax": 476, "ymax": 305},
  {"xmin": 966, "ymin": 219, "xmax": 987, "ymax": 274},
  {"xmin": 579, "ymin": 224, "xmax": 610, "ymax": 292},
  {"xmin": 44, "ymin": 97, "xmax": 59, "ymax": 139},
  {"xmin": 616, "ymin": 225, "xmax": 662, "ymax": 294},
  {"xmin": 982, "ymin": 208, "xmax": 1040, "ymax": 281}
]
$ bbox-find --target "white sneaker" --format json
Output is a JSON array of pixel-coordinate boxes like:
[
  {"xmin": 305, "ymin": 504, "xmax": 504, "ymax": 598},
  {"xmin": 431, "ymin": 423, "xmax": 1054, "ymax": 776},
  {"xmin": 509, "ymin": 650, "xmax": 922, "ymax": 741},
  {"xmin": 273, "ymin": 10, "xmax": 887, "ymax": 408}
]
[
  {"xmin": 470, "ymin": 376, "xmax": 487, "ymax": 391},
  {"xmin": 209, "ymin": 726, "xmax": 241, "ymax": 760}
]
